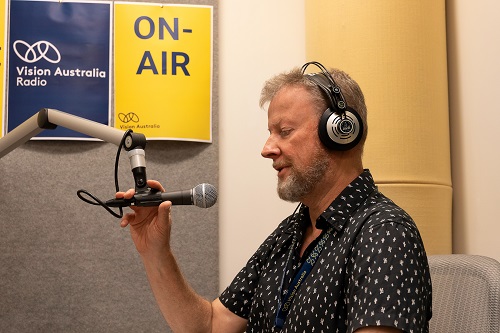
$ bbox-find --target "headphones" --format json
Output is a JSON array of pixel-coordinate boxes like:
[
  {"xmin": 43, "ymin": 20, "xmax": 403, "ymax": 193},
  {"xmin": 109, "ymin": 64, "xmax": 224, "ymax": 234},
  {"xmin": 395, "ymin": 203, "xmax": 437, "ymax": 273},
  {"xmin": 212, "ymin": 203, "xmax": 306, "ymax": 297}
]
[{"xmin": 301, "ymin": 61, "xmax": 364, "ymax": 151}]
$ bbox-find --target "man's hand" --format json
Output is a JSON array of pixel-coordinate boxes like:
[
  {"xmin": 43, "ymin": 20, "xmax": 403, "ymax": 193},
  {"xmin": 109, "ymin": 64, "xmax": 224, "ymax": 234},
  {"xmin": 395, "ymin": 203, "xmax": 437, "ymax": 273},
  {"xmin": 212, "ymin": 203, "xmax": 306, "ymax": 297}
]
[{"xmin": 118, "ymin": 180, "xmax": 172, "ymax": 259}]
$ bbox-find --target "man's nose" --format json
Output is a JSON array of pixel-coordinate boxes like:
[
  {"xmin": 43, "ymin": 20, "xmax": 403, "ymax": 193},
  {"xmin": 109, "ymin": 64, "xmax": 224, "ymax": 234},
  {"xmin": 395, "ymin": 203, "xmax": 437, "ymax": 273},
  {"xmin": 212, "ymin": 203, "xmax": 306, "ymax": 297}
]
[{"xmin": 261, "ymin": 137, "xmax": 280, "ymax": 159}]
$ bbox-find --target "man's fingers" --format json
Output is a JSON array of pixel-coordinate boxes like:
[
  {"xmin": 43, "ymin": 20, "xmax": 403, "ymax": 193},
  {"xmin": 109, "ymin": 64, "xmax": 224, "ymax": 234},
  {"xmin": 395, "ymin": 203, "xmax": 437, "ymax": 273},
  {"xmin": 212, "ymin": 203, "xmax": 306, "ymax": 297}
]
[
  {"xmin": 116, "ymin": 181, "xmax": 164, "ymax": 201},
  {"xmin": 116, "ymin": 188, "xmax": 135, "ymax": 199},
  {"xmin": 120, "ymin": 212, "xmax": 135, "ymax": 228},
  {"xmin": 147, "ymin": 180, "xmax": 165, "ymax": 192}
]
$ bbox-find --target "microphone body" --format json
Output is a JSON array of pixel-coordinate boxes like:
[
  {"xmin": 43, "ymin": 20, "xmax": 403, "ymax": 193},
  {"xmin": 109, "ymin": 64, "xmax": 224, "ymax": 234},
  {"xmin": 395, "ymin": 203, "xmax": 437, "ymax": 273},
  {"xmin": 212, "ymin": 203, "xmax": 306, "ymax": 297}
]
[
  {"xmin": 106, "ymin": 183, "xmax": 217, "ymax": 208},
  {"xmin": 159, "ymin": 189, "xmax": 196, "ymax": 205}
]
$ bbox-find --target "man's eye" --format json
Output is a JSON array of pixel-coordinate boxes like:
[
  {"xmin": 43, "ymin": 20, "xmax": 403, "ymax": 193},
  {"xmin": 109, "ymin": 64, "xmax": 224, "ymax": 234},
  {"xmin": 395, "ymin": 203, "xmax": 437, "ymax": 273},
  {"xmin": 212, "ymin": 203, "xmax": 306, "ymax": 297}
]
[{"xmin": 280, "ymin": 129, "xmax": 292, "ymax": 137}]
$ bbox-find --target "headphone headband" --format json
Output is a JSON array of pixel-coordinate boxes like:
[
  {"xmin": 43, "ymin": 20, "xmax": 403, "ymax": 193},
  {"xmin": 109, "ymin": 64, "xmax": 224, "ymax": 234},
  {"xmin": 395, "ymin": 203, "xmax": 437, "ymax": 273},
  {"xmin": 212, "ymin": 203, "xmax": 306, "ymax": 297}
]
[{"xmin": 301, "ymin": 61, "xmax": 348, "ymax": 114}]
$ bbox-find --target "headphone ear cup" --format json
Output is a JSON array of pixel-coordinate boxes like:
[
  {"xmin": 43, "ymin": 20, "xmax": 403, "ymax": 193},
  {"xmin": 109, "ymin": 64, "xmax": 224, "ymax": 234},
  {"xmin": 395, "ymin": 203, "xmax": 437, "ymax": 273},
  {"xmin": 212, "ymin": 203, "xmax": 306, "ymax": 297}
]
[{"xmin": 318, "ymin": 107, "xmax": 364, "ymax": 151}]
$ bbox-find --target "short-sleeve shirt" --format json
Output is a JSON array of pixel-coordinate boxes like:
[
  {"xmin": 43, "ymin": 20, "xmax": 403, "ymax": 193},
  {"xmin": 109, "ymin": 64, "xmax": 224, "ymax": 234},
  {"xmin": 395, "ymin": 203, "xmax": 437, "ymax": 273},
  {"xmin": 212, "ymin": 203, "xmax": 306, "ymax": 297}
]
[{"xmin": 219, "ymin": 170, "xmax": 432, "ymax": 333}]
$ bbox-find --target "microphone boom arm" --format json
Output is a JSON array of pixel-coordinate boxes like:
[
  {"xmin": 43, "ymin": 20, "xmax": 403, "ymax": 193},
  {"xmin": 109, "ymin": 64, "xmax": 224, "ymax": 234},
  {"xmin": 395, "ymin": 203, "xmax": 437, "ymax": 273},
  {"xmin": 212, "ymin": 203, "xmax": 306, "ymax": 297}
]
[
  {"xmin": 0, "ymin": 108, "xmax": 217, "ymax": 213},
  {"xmin": 0, "ymin": 108, "xmax": 149, "ymax": 193}
]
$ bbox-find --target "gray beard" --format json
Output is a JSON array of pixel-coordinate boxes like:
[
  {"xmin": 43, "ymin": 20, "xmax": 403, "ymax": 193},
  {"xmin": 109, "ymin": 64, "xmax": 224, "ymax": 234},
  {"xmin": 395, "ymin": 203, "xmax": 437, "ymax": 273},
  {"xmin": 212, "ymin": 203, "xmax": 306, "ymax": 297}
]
[{"xmin": 277, "ymin": 149, "xmax": 330, "ymax": 202}]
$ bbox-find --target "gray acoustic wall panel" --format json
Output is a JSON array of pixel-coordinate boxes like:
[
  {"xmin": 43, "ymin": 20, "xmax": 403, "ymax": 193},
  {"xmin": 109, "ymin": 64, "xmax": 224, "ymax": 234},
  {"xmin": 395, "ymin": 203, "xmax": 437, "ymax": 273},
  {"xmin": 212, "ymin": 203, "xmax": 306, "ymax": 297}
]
[{"xmin": 0, "ymin": 1, "xmax": 218, "ymax": 332}]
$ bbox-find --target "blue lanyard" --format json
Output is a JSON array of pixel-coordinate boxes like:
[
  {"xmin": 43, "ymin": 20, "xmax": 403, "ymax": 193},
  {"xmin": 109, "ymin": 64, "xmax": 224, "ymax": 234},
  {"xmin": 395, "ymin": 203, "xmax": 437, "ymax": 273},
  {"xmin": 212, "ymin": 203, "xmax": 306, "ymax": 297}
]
[{"xmin": 274, "ymin": 226, "xmax": 334, "ymax": 329}]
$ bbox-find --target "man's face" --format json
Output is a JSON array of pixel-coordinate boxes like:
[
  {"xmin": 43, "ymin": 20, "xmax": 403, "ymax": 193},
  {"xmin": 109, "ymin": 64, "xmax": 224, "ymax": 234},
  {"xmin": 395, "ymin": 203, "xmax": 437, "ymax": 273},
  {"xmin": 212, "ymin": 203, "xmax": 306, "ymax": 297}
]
[{"xmin": 261, "ymin": 85, "xmax": 330, "ymax": 202}]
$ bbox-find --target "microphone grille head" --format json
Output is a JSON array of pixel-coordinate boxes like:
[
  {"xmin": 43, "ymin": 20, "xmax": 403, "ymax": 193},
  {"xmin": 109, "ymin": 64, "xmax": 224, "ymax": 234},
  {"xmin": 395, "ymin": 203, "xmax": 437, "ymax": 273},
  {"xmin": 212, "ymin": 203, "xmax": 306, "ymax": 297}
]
[{"xmin": 193, "ymin": 183, "xmax": 218, "ymax": 208}]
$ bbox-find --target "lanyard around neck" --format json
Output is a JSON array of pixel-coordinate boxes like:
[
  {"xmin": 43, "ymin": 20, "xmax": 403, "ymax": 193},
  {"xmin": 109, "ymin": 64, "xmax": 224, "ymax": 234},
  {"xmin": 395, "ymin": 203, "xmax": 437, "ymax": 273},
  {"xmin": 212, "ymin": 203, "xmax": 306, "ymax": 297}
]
[{"xmin": 274, "ymin": 226, "xmax": 334, "ymax": 329}]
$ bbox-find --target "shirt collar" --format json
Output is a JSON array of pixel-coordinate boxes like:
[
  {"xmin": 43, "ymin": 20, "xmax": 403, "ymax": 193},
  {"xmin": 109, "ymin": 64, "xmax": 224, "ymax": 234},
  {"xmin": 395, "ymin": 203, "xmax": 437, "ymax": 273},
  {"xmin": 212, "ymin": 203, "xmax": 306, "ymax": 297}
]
[
  {"xmin": 320, "ymin": 169, "xmax": 377, "ymax": 230},
  {"xmin": 284, "ymin": 169, "xmax": 377, "ymax": 233}
]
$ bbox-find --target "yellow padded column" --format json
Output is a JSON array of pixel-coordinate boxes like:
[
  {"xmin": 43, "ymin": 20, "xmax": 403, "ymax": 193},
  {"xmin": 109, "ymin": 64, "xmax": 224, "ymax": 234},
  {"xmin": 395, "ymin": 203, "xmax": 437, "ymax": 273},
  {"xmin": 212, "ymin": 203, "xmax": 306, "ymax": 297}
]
[{"xmin": 305, "ymin": 0, "xmax": 451, "ymax": 254}]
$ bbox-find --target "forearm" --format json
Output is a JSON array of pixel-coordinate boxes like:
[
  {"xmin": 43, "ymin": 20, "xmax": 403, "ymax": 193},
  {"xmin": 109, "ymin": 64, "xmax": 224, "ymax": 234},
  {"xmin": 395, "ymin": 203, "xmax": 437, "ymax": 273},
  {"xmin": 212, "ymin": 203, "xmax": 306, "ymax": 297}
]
[{"xmin": 142, "ymin": 250, "xmax": 213, "ymax": 333}]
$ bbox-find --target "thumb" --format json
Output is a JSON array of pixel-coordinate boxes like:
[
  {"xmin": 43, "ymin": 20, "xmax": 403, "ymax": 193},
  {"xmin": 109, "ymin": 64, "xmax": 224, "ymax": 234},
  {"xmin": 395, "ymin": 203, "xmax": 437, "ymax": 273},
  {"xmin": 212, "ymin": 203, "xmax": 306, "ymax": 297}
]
[{"xmin": 155, "ymin": 200, "xmax": 173, "ymax": 233}]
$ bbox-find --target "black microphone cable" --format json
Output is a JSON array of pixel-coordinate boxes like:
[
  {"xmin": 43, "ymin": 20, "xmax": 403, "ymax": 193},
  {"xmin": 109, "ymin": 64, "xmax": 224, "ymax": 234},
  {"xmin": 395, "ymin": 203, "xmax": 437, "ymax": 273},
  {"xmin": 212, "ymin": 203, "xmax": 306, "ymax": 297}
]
[{"xmin": 76, "ymin": 129, "xmax": 133, "ymax": 218}]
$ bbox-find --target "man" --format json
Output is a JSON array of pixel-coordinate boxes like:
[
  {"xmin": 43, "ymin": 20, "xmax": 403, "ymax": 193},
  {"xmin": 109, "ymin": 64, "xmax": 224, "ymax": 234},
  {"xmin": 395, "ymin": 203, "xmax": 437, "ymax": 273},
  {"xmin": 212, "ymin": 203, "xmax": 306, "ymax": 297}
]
[{"xmin": 118, "ymin": 62, "xmax": 432, "ymax": 332}]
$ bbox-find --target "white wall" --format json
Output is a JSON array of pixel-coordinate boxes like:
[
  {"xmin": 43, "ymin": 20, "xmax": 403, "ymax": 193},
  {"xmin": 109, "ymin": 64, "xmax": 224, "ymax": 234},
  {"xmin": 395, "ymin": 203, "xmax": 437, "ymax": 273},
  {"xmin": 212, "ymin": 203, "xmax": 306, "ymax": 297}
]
[
  {"xmin": 218, "ymin": 1, "xmax": 305, "ymax": 289},
  {"xmin": 218, "ymin": 0, "xmax": 500, "ymax": 290},
  {"xmin": 447, "ymin": 0, "xmax": 500, "ymax": 261}
]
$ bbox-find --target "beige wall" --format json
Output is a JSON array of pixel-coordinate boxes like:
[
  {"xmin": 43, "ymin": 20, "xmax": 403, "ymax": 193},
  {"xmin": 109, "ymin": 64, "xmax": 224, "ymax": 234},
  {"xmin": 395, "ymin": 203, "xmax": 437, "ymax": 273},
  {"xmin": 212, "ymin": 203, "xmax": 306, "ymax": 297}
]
[
  {"xmin": 219, "ymin": 0, "xmax": 500, "ymax": 290},
  {"xmin": 304, "ymin": 0, "xmax": 452, "ymax": 256}
]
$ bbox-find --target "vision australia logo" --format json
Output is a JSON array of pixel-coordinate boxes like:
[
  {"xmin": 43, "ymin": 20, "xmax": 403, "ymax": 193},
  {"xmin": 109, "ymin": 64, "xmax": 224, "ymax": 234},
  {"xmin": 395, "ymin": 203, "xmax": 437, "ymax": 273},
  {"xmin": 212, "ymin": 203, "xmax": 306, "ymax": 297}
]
[
  {"xmin": 117, "ymin": 112, "xmax": 161, "ymax": 131},
  {"xmin": 13, "ymin": 40, "xmax": 61, "ymax": 64},
  {"xmin": 118, "ymin": 112, "xmax": 140, "ymax": 123},
  {"xmin": 12, "ymin": 39, "xmax": 107, "ymax": 87}
]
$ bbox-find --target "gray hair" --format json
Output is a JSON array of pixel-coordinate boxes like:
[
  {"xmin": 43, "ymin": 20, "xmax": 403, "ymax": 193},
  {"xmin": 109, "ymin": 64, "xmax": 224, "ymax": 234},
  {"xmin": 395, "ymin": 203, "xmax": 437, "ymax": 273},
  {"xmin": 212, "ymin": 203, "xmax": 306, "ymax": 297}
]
[{"xmin": 259, "ymin": 66, "xmax": 368, "ymax": 149}]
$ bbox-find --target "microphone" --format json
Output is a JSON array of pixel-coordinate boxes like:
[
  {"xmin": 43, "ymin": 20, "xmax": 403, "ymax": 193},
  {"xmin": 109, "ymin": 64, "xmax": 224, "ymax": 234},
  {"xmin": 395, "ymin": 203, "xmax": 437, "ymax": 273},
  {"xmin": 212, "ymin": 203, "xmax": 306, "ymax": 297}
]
[{"xmin": 105, "ymin": 183, "xmax": 218, "ymax": 208}]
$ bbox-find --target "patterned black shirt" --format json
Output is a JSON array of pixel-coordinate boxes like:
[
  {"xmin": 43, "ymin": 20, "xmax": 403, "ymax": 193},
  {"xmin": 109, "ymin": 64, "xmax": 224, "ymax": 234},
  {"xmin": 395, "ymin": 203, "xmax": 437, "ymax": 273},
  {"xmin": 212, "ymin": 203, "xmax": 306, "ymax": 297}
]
[{"xmin": 219, "ymin": 170, "xmax": 432, "ymax": 333}]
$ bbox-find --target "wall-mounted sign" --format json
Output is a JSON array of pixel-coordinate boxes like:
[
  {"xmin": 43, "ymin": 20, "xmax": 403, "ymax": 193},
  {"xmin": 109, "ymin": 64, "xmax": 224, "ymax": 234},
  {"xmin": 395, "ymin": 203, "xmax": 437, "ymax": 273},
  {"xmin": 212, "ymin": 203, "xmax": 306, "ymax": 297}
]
[
  {"xmin": 114, "ymin": 2, "xmax": 213, "ymax": 142},
  {"xmin": 6, "ymin": 0, "xmax": 112, "ymax": 139}
]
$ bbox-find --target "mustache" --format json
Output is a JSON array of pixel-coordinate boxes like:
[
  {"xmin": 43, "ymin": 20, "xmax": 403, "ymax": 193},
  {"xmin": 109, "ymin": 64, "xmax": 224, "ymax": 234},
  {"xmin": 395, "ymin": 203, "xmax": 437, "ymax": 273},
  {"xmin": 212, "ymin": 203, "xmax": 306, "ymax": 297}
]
[{"xmin": 273, "ymin": 161, "xmax": 291, "ymax": 170}]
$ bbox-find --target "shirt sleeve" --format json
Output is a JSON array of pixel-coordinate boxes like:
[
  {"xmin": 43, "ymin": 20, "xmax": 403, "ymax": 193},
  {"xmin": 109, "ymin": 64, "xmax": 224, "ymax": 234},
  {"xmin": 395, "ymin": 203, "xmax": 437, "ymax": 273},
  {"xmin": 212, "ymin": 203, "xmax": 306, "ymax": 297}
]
[
  {"xmin": 345, "ymin": 218, "xmax": 432, "ymax": 333},
  {"xmin": 218, "ymin": 224, "xmax": 284, "ymax": 319}
]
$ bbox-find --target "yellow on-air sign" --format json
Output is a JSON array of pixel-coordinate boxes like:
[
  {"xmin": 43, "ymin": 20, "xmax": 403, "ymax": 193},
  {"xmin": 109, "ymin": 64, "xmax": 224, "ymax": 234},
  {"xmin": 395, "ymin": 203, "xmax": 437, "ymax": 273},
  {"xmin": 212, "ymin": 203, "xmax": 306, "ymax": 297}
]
[{"xmin": 114, "ymin": 2, "xmax": 212, "ymax": 141}]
